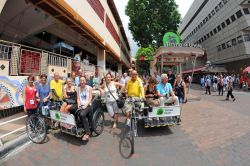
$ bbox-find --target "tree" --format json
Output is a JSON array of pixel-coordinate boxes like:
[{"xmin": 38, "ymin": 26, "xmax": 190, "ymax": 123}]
[
  {"xmin": 125, "ymin": 0, "xmax": 181, "ymax": 48},
  {"xmin": 135, "ymin": 46, "xmax": 154, "ymax": 75}
]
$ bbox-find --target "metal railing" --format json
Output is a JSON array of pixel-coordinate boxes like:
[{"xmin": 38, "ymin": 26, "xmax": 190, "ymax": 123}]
[
  {"xmin": 0, "ymin": 43, "xmax": 12, "ymax": 60},
  {"xmin": 0, "ymin": 115, "xmax": 27, "ymax": 147},
  {"xmin": 48, "ymin": 52, "xmax": 67, "ymax": 67}
]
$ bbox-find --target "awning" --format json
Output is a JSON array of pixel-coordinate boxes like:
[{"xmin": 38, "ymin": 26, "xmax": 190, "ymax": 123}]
[{"xmin": 182, "ymin": 67, "xmax": 205, "ymax": 74}]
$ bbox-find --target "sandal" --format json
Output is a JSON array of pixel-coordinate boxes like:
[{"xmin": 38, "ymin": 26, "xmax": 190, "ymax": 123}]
[{"xmin": 82, "ymin": 134, "xmax": 89, "ymax": 141}]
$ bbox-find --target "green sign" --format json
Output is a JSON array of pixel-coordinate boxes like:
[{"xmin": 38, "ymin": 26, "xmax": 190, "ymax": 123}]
[
  {"xmin": 163, "ymin": 32, "xmax": 180, "ymax": 46},
  {"xmin": 157, "ymin": 108, "xmax": 164, "ymax": 115}
]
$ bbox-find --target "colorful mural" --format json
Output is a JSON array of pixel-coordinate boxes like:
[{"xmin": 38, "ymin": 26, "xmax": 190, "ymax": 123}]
[{"xmin": 0, "ymin": 76, "xmax": 30, "ymax": 110}]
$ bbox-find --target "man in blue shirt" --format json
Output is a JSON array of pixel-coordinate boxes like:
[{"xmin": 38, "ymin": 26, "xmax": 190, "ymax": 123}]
[{"xmin": 156, "ymin": 74, "xmax": 178, "ymax": 105}]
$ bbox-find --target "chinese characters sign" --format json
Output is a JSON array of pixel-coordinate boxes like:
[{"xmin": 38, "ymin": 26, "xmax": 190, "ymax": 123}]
[{"xmin": 20, "ymin": 49, "xmax": 41, "ymax": 75}]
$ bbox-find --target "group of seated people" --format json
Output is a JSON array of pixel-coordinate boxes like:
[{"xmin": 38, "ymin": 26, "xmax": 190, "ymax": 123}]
[{"xmin": 25, "ymin": 69, "xmax": 186, "ymax": 141}]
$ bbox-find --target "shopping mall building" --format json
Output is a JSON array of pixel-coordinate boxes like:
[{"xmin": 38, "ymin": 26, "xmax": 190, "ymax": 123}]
[
  {"xmin": 179, "ymin": 0, "xmax": 250, "ymax": 74},
  {"xmin": 0, "ymin": 0, "xmax": 131, "ymax": 111}
]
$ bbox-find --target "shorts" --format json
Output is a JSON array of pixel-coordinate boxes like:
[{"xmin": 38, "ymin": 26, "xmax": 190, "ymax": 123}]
[
  {"xmin": 123, "ymin": 97, "xmax": 142, "ymax": 113},
  {"xmin": 146, "ymin": 98, "xmax": 160, "ymax": 106},
  {"xmin": 106, "ymin": 101, "xmax": 118, "ymax": 117}
]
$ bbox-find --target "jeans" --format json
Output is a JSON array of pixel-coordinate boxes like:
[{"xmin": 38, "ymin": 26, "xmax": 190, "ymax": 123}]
[
  {"xmin": 218, "ymin": 85, "xmax": 223, "ymax": 96},
  {"xmin": 205, "ymin": 86, "xmax": 211, "ymax": 95},
  {"xmin": 79, "ymin": 106, "xmax": 91, "ymax": 135}
]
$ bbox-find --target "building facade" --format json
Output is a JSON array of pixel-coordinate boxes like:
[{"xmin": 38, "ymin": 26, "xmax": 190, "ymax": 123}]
[
  {"xmin": 0, "ymin": 0, "xmax": 131, "ymax": 110},
  {"xmin": 179, "ymin": 0, "xmax": 250, "ymax": 73}
]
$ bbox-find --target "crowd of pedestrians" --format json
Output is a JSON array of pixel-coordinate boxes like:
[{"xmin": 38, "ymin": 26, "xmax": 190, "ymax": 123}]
[{"xmin": 200, "ymin": 74, "xmax": 236, "ymax": 101}]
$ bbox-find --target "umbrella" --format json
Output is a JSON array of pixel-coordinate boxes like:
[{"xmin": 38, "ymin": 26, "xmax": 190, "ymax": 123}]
[{"xmin": 243, "ymin": 66, "xmax": 250, "ymax": 73}]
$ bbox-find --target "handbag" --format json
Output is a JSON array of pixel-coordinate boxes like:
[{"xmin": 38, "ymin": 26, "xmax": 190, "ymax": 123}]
[{"xmin": 106, "ymin": 83, "xmax": 125, "ymax": 108}]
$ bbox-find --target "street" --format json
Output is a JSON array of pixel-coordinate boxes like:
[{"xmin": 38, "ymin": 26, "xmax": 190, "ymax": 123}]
[{"xmin": 1, "ymin": 87, "xmax": 250, "ymax": 166}]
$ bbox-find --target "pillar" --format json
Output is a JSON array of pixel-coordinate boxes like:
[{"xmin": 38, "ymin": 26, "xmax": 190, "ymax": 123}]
[
  {"xmin": 97, "ymin": 48, "xmax": 106, "ymax": 78},
  {"xmin": 118, "ymin": 63, "xmax": 122, "ymax": 76},
  {"xmin": 0, "ymin": 0, "xmax": 7, "ymax": 14}
]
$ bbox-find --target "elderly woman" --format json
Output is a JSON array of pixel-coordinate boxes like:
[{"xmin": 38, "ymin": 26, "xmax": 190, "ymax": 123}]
[
  {"xmin": 60, "ymin": 78, "xmax": 78, "ymax": 113},
  {"xmin": 144, "ymin": 77, "xmax": 159, "ymax": 106},
  {"xmin": 37, "ymin": 74, "xmax": 51, "ymax": 111}
]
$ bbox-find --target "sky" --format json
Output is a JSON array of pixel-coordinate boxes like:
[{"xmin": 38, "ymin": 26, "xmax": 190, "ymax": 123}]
[{"xmin": 114, "ymin": 0, "xmax": 195, "ymax": 56}]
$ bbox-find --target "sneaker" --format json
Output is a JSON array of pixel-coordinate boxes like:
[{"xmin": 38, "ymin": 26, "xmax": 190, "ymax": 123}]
[{"xmin": 233, "ymin": 98, "xmax": 236, "ymax": 102}]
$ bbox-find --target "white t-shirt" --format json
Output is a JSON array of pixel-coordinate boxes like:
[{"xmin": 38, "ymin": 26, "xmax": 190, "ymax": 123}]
[
  {"xmin": 104, "ymin": 82, "xmax": 118, "ymax": 103},
  {"xmin": 78, "ymin": 85, "xmax": 91, "ymax": 106}
]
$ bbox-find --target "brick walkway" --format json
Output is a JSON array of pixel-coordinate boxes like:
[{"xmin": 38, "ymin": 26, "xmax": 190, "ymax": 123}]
[{"xmin": 1, "ymin": 88, "xmax": 250, "ymax": 166}]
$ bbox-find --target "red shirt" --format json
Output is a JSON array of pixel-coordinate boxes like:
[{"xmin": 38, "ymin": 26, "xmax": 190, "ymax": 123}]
[{"xmin": 25, "ymin": 86, "xmax": 37, "ymax": 109}]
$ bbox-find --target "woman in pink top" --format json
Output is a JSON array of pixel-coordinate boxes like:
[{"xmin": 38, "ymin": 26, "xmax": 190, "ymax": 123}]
[{"xmin": 24, "ymin": 75, "xmax": 38, "ymax": 117}]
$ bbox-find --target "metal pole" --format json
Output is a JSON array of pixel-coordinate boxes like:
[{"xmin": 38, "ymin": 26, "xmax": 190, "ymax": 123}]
[
  {"xmin": 190, "ymin": 54, "xmax": 198, "ymax": 90},
  {"xmin": 161, "ymin": 54, "xmax": 163, "ymax": 74}
]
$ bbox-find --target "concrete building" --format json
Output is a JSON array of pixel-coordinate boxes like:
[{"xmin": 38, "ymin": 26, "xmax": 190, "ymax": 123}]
[
  {"xmin": 178, "ymin": 0, "xmax": 250, "ymax": 74},
  {"xmin": 0, "ymin": 0, "xmax": 131, "ymax": 77}
]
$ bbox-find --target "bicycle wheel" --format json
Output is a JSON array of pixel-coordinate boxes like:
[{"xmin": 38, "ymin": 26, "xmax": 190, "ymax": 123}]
[
  {"xmin": 26, "ymin": 114, "xmax": 46, "ymax": 144},
  {"xmin": 130, "ymin": 118, "xmax": 135, "ymax": 154},
  {"xmin": 119, "ymin": 137, "xmax": 133, "ymax": 159}
]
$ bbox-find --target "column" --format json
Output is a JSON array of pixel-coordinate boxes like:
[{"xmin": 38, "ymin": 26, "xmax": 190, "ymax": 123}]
[
  {"xmin": 0, "ymin": 0, "xmax": 7, "ymax": 14},
  {"xmin": 97, "ymin": 48, "xmax": 106, "ymax": 78},
  {"xmin": 118, "ymin": 64, "xmax": 122, "ymax": 76}
]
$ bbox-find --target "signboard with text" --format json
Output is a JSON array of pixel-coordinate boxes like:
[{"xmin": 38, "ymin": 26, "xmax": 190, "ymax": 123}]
[{"xmin": 20, "ymin": 49, "xmax": 41, "ymax": 75}]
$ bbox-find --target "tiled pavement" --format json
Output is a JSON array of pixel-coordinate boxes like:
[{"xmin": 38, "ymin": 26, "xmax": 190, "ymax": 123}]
[{"xmin": 1, "ymin": 88, "xmax": 250, "ymax": 166}]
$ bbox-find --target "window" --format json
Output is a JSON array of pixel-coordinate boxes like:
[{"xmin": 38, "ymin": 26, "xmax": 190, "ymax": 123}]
[
  {"xmin": 217, "ymin": 25, "xmax": 222, "ymax": 32},
  {"xmin": 219, "ymin": 2, "xmax": 223, "ymax": 8},
  {"xmin": 201, "ymin": 37, "xmax": 204, "ymax": 42},
  {"xmin": 231, "ymin": 15, "xmax": 236, "ymax": 22},
  {"xmin": 222, "ymin": 0, "xmax": 228, "ymax": 4},
  {"xmin": 243, "ymin": 8, "xmax": 250, "ymax": 15},
  {"xmin": 222, "ymin": 43, "xmax": 226, "ymax": 49},
  {"xmin": 226, "ymin": 41, "xmax": 232, "ymax": 48},
  {"xmin": 200, "ymin": 22, "xmax": 203, "ymax": 27},
  {"xmin": 221, "ymin": 22, "xmax": 226, "ymax": 28},
  {"xmin": 232, "ymin": 38, "xmax": 237, "ymax": 46},
  {"xmin": 205, "ymin": 17, "xmax": 209, "ymax": 22},
  {"xmin": 207, "ymin": 33, "xmax": 210, "ymax": 38},
  {"xmin": 199, "ymin": 39, "xmax": 201, "ymax": 44},
  {"xmin": 212, "ymin": 10, "xmax": 215, "ymax": 16},
  {"xmin": 203, "ymin": 19, "xmax": 206, "ymax": 24},
  {"xmin": 237, "ymin": 35, "xmax": 243, "ymax": 43},
  {"xmin": 208, "ymin": 13, "xmax": 212, "ymax": 19},
  {"xmin": 226, "ymin": 18, "xmax": 231, "ymax": 25},
  {"xmin": 217, "ymin": 45, "xmax": 222, "ymax": 51},
  {"xmin": 210, "ymin": 31, "xmax": 213, "ymax": 36},
  {"xmin": 204, "ymin": 35, "xmax": 207, "ymax": 40},
  {"xmin": 243, "ymin": 33, "xmax": 250, "ymax": 42},
  {"xmin": 236, "ymin": 10, "xmax": 243, "ymax": 18},
  {"xmin": 213, "ymin": 28, "xmax": 217, "ymax": 34},
  {"xmin": 198, "ymin": 24, "xmax": 200, "ymax": 29},
  {"xmin": 215, "ymin": 6, "xmax": 219, "ymax": 12}
]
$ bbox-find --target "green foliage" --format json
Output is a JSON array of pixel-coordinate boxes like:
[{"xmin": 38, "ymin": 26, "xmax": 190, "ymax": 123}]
[
  {"xmin": 135, "ymin": 46, "xmax": 154, "ymax": 75},
  {"xmin": 126, "ymin": 0, "xmax": 181, "ymax": 48}
]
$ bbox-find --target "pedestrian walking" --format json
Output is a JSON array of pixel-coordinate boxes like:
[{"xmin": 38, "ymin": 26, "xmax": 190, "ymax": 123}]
[
  {"xmin": 205, "ymin": 76, "xmax": 211, "ymax": 95},
  {"xmin": 226, "ymin": 77, "xmax": 236, "ymax": 101},
  {"xmin": 218, "ymin": 75, "xmax": 224, "ymax": 96}
]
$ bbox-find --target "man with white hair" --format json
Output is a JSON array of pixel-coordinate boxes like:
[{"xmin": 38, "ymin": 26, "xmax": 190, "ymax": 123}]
[{"xmin": 156, "ymin": 74, "xmax": 178, "ymax": 105}]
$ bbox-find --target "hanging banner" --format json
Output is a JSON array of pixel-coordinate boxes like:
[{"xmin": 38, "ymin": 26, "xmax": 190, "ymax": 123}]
[{"xmin": 19, "ymin": 49, "xmax": 41, "ymax": 75}]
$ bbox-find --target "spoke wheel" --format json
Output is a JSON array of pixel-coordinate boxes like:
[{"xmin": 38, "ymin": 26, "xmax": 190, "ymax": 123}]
[
  {"xmin": 26, "ymin": 114, "xmax": 46, "ymax": 144},
  {"xmin": 119, "ymin": 137, "xmax": 133, "ymax": 159},
  {"xmin": 93, "ymin": 111, "xmax": 104, "ymax": 135}
]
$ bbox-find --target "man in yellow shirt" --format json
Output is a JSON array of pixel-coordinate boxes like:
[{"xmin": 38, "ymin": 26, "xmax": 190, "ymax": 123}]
[
  {"xmin": 50, "ymin": 72, "xmax": 65, "ymax": 100},
  {"xmin": 124, "ymin": 70, "xmax": 145, "ymax": 126}
]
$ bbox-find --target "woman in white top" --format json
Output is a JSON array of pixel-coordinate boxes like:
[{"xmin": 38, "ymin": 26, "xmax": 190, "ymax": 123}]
[
  {"xmin": 99, "ymin": 73, "xmax": 124, "ymax": 128},
  {"xmin": 77, "ymin": 76, "xmax": 92, "ymax": 141}
]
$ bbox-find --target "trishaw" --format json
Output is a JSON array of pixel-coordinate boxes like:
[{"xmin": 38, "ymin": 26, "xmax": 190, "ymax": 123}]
[
  {"xmin": 119, "ymin": 46, "xmax": 204, "ymax": 158},
  {"xmin": 119, "ymin": 97, "xmax": 181, "ymax": 158},
  {"xmin": 26, "ymin": 91, "xmax": 105, "ymax": 144}
]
